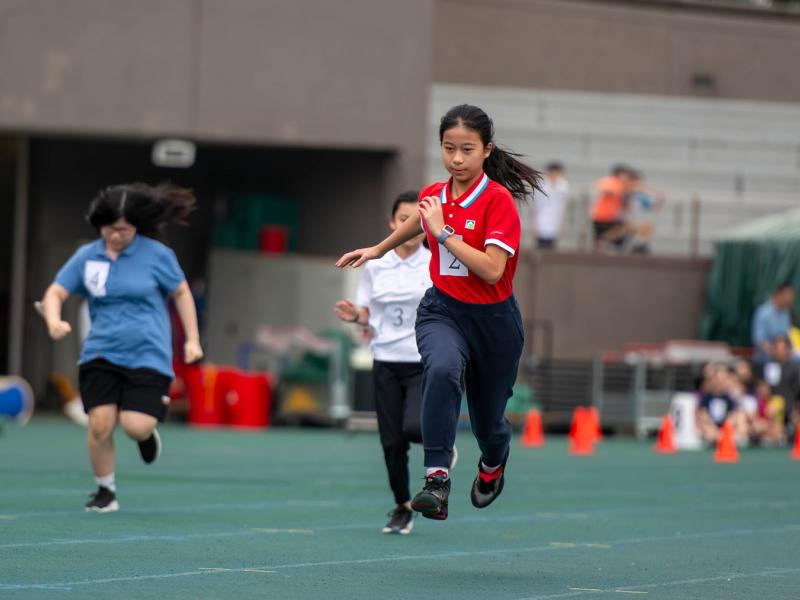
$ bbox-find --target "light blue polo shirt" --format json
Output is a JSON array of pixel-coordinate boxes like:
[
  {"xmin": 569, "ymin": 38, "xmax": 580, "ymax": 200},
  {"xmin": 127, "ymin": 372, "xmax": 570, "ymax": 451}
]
[
  {"xmin": 55, "ymin": 235, "xmax": 185, "ymax": 377},
  {"xmin": 752, "ymin": 300, "xmax": 792, "ymax": 363}
]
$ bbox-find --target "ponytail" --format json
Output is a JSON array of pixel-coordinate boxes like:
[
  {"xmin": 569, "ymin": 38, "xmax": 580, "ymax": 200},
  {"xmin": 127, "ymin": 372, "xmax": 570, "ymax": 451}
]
[
  {"xmin": 484, "ymin": 145, "xmax": 543, "ymax": 202},
  {"xmin": 87, "ymin": 182, "xmax": 196, "ymax": 242},
  {"xmin": 439, "ymin": 104, "xmax": 543, "ymax": 202}
]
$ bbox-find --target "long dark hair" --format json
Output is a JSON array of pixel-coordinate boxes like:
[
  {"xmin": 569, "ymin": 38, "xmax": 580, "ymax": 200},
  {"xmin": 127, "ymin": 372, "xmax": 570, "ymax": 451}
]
[
  {"xmin": 87, "ymin": 182, "xmax": 196, "ymax": 241},
  {"xmin": 439, "ymin": 104, "xmax": 543, "ymax": 201}
]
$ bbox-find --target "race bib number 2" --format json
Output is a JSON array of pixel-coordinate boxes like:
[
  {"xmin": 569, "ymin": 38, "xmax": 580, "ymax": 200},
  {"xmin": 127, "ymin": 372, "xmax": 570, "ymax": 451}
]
[
  {"xmin": 84, "ymin": 260, "xmax": 110, "ymax": 297},
  {"xmin": 439, "ymin": 235, "xmax": 468, "ymax": 277}
]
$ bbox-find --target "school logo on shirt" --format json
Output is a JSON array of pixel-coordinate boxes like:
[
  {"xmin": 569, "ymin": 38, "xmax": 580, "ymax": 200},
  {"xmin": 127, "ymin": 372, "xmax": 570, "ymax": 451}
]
[{"xmin": 465, "ymin": 219, "xmax": 476, "ymax": 230}]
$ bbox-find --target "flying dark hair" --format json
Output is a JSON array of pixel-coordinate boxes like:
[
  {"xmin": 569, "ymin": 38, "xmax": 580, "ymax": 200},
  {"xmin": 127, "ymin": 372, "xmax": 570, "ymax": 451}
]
[
  {"xmin": 87, "ymin": 182, "xmax": 196, "ymax": 241},
  {"xmin": 438, "ymin": 104, "xmax": 543, "ymax": 201},
  {"xmin": 391, "ymin": 190, "xmax": 419, "ymax": 217}
]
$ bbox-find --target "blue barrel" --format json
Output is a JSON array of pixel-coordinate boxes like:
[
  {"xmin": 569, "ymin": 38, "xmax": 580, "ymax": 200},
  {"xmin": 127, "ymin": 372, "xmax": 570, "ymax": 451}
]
[{"xmin": 0, "ymin": 376, "xmax": 34, "ymax": 426}]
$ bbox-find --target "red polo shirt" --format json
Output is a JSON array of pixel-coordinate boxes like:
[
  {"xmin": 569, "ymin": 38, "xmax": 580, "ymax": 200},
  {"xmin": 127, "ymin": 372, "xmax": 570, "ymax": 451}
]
[{"xmin": 419, "ymin": 173, "xmax": 520, "ymax": 304}]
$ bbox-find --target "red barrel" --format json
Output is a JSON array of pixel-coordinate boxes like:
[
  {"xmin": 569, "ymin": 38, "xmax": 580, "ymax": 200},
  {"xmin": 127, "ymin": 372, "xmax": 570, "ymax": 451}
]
[
  {"xmin": 187, "ymin": 365, "xmax": 236, "ymax": 427},
  {"xmin": 224, "ymin": 372, "xmax": 272, "ymax": 429}
]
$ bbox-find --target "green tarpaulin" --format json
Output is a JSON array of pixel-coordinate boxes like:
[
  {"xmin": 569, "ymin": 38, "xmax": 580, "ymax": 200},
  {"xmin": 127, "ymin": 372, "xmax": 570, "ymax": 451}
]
[{"xmin": 702, "ymin": 208, "xmax": 800, "ymax": 347}]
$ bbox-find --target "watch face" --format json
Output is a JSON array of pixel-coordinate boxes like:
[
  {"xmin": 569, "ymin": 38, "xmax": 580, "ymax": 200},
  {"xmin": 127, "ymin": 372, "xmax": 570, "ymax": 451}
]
[{"xmin": 444, "ymin": 225, "xmax": 455, "ymax": 235}]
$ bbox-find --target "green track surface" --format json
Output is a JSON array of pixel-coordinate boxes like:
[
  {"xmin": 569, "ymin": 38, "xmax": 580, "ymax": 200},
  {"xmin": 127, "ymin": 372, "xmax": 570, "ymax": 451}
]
[{"xmin": 2, "ymin": 418, "xmax": 800, "ymax": 599}]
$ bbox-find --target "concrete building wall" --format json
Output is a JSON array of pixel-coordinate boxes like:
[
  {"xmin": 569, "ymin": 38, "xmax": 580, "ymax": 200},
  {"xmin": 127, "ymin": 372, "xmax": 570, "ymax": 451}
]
[
  {"xmin": 0, "ymin": 0, "xmax": 436, "ymax": 187},
  {"xmin": 435, "ymin": 0, "xmax": 800, "ymax": 103},
  {"xmin": 516, "ymin": 251, "xmax": 711, "ymax": 360}
]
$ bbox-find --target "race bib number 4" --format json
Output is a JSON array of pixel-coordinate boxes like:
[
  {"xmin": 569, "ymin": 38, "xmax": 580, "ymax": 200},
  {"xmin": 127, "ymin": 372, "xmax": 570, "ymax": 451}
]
[
  {"xmin": 439, "ymin": 235, "xmax": 468, "ymax": 277},
  {"xmin": 84, "ymin": 260, "xmax": 110, "ymax": 297}
]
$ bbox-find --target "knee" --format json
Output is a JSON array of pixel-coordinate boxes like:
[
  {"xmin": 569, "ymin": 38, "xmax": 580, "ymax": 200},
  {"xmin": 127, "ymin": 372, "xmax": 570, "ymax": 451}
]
[
  {"xmin": 119, "ymin": 413, "xmax": 156, "ymax": 441},
  {"xmin": 88, "ymin": 417, "xmax": 115, "ymax": 443},
  {"xmin": 427, "ymin": 360, "xmax": 462, "ymax": 386}
]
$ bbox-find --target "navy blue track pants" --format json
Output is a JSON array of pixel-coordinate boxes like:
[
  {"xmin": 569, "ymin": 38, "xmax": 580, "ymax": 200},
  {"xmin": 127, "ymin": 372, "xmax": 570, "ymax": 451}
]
[{"xmin": 415, "ymin": 287, "xmax": 525, "ymax": 468}]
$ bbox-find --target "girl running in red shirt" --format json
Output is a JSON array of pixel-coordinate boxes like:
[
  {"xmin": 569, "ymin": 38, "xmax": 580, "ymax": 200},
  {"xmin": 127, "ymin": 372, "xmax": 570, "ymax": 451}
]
[{"xmin": 337, "ymin": 104, "xmax": 541, "ymax": 520}]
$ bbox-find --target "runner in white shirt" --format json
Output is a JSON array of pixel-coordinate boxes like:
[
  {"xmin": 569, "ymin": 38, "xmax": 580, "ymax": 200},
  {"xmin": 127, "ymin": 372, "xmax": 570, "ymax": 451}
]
[
  {"xmin": 533, "ymin": 162, "xmax": 569, "ymax": 250},
  {"xmin": 335, "ymin": 191, "xmax": 455, "ymax": 536}
]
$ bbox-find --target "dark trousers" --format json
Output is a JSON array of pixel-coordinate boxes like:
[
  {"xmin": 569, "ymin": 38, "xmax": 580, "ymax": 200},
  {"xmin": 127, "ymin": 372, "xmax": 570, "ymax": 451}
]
[
  {"xmin": 373, "ymin": 361, "xmax": 423, "ymax": 505},
  {"xmin": 415, "ymin": 287, "xmax": 524, "ymax": 468}
]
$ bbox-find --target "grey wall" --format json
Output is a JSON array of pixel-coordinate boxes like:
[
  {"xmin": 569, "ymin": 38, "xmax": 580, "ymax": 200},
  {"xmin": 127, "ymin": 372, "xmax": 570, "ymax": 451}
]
[
  {"xmin": 517, "ymin": 251, "xmax": 711, "ymax": 359},
  {"xmin": 0, "ymin": 0, "xmax": 436, "ymax": 189},
  {"xmin": 435, "ymin": 0, "xmax": 800, "ymax": 103}
]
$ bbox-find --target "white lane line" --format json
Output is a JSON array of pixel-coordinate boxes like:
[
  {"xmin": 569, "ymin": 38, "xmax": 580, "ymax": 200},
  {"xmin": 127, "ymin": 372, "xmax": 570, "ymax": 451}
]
[
  {"xmin": 5, "ymin": 524, "xmax": 800, "ymax": 591},
  {"xmin": 515, "ymin": 566, "xmax": 800, "ymax": 599}
]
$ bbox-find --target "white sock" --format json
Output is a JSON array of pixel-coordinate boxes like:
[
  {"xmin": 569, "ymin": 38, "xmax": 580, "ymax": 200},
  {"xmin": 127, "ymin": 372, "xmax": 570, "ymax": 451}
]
[
  {"xmin": 95, "ymin": 473, "xmax": 116, "ymax": 493},
  {"xmin": 480, "ymin": 461, "xmax": 501, "ymax": 474},
  {"xmin": 426, "ymin": 467, "xmax": 449, "ymax": 477}
]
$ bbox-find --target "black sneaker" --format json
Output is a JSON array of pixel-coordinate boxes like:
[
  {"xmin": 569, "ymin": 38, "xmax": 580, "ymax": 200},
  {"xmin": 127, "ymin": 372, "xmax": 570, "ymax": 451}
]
[
  {"xmin": 382, "ymin": 507, "xmax": 414, "ymax": 535},
  {"xmin": 85, "ymin": 486, "xmax": 119, "ymax": 513},
  {"xmin": 138, "ymin": 430, "xmax": 161, "ymax": 464},
  {"xmin": 470, "ymin": 450, "xmax": 509, "ymax": 509},
  {"xmin": 411, "ymin": 471, "xmax": 451, "ymax": 520}
]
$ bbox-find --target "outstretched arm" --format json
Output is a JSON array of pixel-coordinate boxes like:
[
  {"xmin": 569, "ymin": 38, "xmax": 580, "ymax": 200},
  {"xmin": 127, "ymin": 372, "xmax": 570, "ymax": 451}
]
[
  {"xmin": 335, "ymin": 209, "xmax": 424, "ymax": 269},
  {"xmin": 334, "ymin": 300, "xmax": 369, "ymax": 326}
]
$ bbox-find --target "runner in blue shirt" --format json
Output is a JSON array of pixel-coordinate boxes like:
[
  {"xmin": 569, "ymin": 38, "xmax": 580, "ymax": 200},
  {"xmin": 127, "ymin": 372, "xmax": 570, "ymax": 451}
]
[{"xmin": 40, "ymin": 183, "xmax": 203, "ymax": 513}]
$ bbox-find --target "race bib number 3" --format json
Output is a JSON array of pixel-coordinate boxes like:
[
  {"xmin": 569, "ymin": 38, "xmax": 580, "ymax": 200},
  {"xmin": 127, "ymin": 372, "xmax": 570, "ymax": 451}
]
[
  {"xmin": 439, "ymin": 234, "xmax": 468, "ymax": 277},
  {"xmin": 84, "ymin": 260, "xmax": 110, "ymax": 297}
]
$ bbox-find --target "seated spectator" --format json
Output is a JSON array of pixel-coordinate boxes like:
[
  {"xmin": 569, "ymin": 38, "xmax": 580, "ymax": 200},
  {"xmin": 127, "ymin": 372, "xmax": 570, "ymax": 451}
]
[
  {"xmin": 760, "ymin": 336, "xmax": 800, "ymax": 438},
  {"xmin": 752, "ymin": 283, "xmax": 795, "ymax": 364},
  {"xmin": 696, "ymin": 364, "xmax": 747, "ymax": 445},
  {"xmin": 622, "ymin": 170, "xmax": 665, "ymax": 254},
  {"xmin": 591, "ymin": 165, "xmax": 632, "ymax": 252}
]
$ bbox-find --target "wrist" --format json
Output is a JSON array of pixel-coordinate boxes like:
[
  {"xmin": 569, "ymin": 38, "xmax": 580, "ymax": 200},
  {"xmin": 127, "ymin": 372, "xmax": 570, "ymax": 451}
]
[
  {"xmin": 436, "ymin": 225, "xmax": 455, "ymax": 245},
  {"xmin": 350, "ymin": 313, "xmax": 360, "ymax": 324}
]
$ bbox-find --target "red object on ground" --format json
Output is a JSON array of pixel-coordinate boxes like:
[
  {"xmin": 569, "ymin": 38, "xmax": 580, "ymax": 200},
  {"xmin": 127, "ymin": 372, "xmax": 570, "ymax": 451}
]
[
  {"xmin": 569, "ymin": 407, "xmax": 595, "ymax": 456},
  {"xmin": 521, "ymin": 408, "xmax": 545, "ymax": 447},
  {"xmin": 224, "ymin": 372, "xmax": 273, "ymax": 429},
  {"xmin": 259, "ymin": 225, "xmax": 289, "ymax": 254},
  {"xmin": 586, "ymin": 406, "xmax": 603, "ymax": 442},
  {"xmin": 187, "ymin": 365, "xmax": 239, "ymax": 427},
  {"xmin": 791, "ymin": 427, "xmax": 800, "ymax": 461},
  {"xmin": 713, "ymin": 420, "xmax": 739, "ymax": 463},
  {"xmin": 655, "ymin": 414, "xmax": 677, "ymax": 454}
]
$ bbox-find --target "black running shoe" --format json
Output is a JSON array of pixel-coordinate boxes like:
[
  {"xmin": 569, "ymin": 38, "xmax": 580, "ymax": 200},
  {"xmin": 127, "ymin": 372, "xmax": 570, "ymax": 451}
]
[
  {"xmin": 138, "ymin": 430, "xmax": 161, "ymax": 464},
  {"xmin": 470, "ymin": 450, "xmax": 509, "ymax": 509},
  {"xmin": 382, "ymin": 507, "xmax": 414, "ymax": 535},
  {"xmin": 411, "ymin": 471, "xmax": 451, "ymax": 520},
  {"xmin": 85, "ymin": 486, "xmax": 119, "ymax": 513}
]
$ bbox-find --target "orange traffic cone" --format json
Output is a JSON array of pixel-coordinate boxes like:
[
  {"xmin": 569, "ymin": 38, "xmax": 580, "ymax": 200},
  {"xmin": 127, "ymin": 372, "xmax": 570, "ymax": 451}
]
[
  {"xmin": 568, "ymin": 407, "xmax": 585, "ymax": 441},
  {"xmin": 791, "ymin": 427, "xmax": 800, "ymax": 461},
  {"xmin": 521, "ymin": 408, "xmax": 545, "ymax": 447},
  {"xmin": 569, "ymin": 407, "xmax": 595, "ymax": 456},
  {"xmin": 713, "ymin": 420, "xmax": 739, "ymax": 463},
  {"xmin": 586, "ymin": 406, "xmax": 603, "ymax": 442},
  {"xmin": 654, "ymin": 414, "xmax": 677, "ymax": 454}
]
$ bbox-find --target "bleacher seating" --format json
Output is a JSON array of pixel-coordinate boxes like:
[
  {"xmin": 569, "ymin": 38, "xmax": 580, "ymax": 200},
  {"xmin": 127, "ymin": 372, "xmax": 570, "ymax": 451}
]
[{"xmin": 427, "ymin": 84, "xmax": 800, "ymax": 256}]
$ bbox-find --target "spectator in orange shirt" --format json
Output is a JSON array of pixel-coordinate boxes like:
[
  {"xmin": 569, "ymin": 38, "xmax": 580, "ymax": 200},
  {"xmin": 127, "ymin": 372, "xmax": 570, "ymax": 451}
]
[{"xmin": 591, "ymin": 165, "xmax": 632, "ymax": 251}]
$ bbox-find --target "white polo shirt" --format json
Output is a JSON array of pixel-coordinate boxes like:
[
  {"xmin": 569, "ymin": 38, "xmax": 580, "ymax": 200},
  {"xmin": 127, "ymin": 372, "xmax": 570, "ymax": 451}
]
[
  {"xmin": 356, "ymin": 246, "xmax": 431, "ymax": 363},
  {"xmin": 534, "ymin": 176, "xmax": 569, "ymax": 240}
]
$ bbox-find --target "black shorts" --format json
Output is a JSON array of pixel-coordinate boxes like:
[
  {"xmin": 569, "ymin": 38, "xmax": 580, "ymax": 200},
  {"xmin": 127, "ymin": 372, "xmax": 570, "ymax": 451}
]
[{"xmin": 79, "ymin": 359, "xmax": 172, "ymax": 422}]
